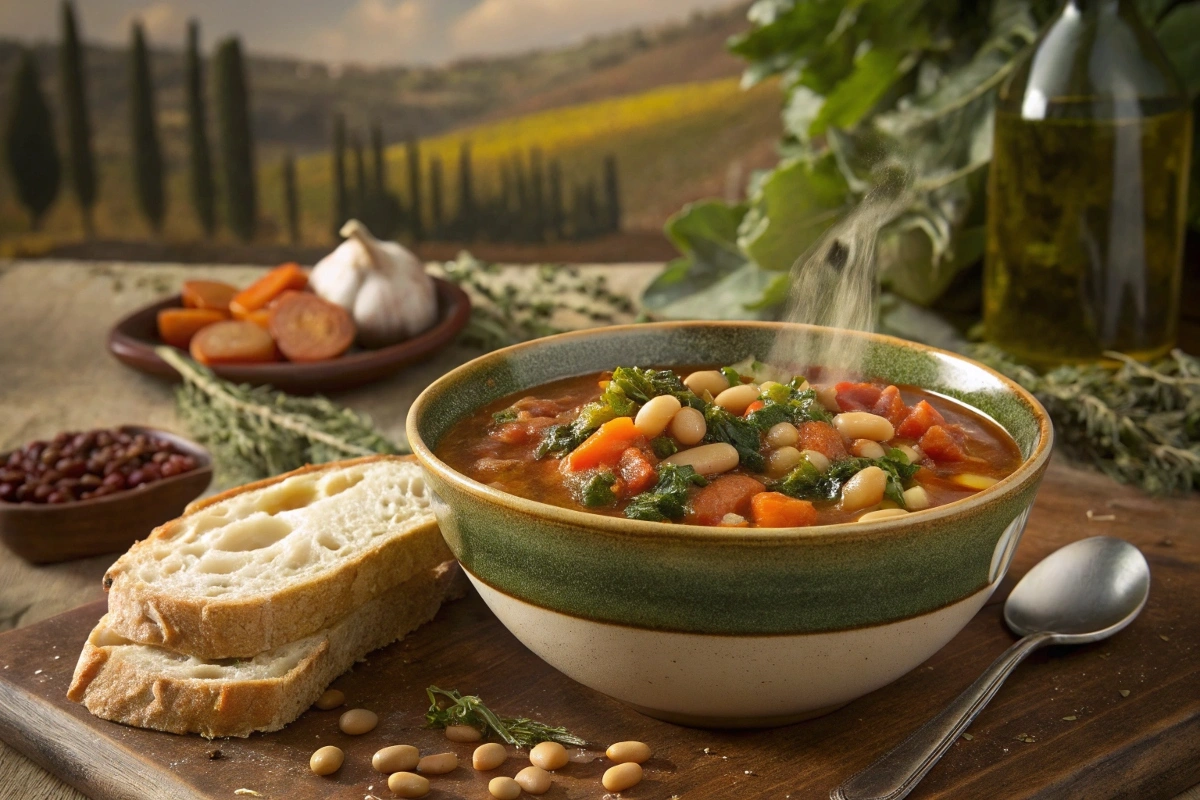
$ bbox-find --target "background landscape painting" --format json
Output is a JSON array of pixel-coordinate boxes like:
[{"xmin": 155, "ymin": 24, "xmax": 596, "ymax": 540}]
[{"xmin": 0, "ymin": 0, "xmax": 775, "ymax": 262}]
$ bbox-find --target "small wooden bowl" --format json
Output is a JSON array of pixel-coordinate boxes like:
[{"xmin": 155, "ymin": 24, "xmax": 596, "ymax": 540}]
[{"xmin": 0, "ymin": 426, "xmax": 212, "ymax": 565}]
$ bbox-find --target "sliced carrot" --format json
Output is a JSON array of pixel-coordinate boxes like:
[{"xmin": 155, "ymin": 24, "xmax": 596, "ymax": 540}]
[
  {"xmin": 751, "ymin": 492, "xmax": 817, "ymax": 528},
  {"xmin": 236, "ymin": 307, "xmax": 271, "ymax": 331},
  {"xmin": 835, "ymin": 381, "xmax": 882, "ymax": 412},
  {"xmin": 268, "ymin": 290, "xmax": 356, "ymax": 363},
  {"xmin": 872, "ymin": 385, "xmax": 909, "ymax": 427},
  {"xmin": 797, "ymin": 421, "xmax": 848, "ymax": 461},
  {"xmin": 617, "ymin": 447, "xmax": 657, "ymax": 496},
  {"xmin": 156, "ymin": 308, "xmax": 227, "ymax": 349},
  {"xmin": 919, "ymin": 424, "xmax": 968, "ymax": 462},
  {"xmin": 229, "ymin": 263, "xmax": 308, "ymax": 316},
  {"xmin": 686, "ymin": 475, "xmax": 765, "ymax": 526},
  {"xmin": 181, "ymin": 280, "xmax": 238, "ymax": 312},
  {"xmin": 566, "ymin": 417, "xmax": 641, "ymax": 471},
  {"xmin": 743, "ymin": 400, "xmax": 766, "ymax": 417},
  {"xmin": 189, "ymin": 320, "xmax": 278, "ymax": 365},
  {"xmin": 896, "ymin": 400, "xmax": 947, "ymax": 440}
]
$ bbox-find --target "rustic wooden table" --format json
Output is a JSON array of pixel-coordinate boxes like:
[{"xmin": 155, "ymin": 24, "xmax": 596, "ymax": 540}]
[{"xmin": 0, "ymin": 259, "xmax": 1196, "ymax": 800}]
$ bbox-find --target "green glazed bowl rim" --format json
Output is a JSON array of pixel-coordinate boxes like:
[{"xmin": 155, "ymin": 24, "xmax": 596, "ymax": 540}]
[{"xmin": 407, "ymin": 321, "xmax": 1053, "ymax": 543}]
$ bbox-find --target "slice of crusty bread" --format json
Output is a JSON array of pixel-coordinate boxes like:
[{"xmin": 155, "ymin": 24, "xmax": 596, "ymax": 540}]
[
  {"xmin": 68, "ymin": 561, "xmax": 464, "ymax": 738},
  {"xmin": 101, "ymin": 455, "xmax": 451, "ymax": 659}
]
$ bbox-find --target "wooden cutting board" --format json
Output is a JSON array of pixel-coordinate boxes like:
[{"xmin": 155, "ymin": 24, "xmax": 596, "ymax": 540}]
[{"xmin": 0, "ymin": 461, "xmax": 1197, "ymax": 800}]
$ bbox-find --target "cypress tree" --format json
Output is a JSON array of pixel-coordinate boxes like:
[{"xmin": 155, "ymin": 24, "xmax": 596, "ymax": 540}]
[
  {"xmin": 529, "ymin": 147, "xmax": 545, "ymax": 242},
  {"xmin": 405, "ymin": 136, "xmax": 423, "ymax": 241},
  {"xmin": 351, "ymin": 132, "xmax": 367, "ymax": 220},
  {"xmin": 547, "ymin": 159, "xmax": 565, "ymax": 240},
  {"xmin": 282, "ymin": 152, "xmax": 299, "ymax": 244},
  {"xmin": 213, "ymin": 36, "xmax": 257, "ymax": 242},
  {"xmin": 429, "ymin": 155, "xmax": 444, "ymax": 239},
  {"xmin": 457, "ymin": 141, "xmax": 475, "ymax": 239},
  {"xmin": 3, "ymin": 49, "xmax": 61, "ymax": 230},
  {"xmin": 184, "ymin": 20, "xmax": 216, "ymax": 237},
  {"xmin": 60, "ymin": 1, "xmax": 97, "ymax": 236},
  {"xmin": 331, "ymin": 112, "xmax": 347, "ymax": 236},
  {"xmin": 603, "ymin": 154, "xmax": 621, "ymax": 233},
  {"xmin": 129, "ymin": 22, "xmax": 165, "ymax": 232},
  {"xmin": 370, "ymin": 120, "xmax": 386, "ymax": 196}
]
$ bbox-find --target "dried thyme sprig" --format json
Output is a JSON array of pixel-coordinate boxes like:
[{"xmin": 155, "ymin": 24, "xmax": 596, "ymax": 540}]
[
  {"xmin": 971, "ymin": 345, "xmax": 1200, "ymax": 494},
  {"xmin": 425, "ymin": 686, "xmax": 589, "ymax": 748},
  {"xmin": 157, "ymin": 347, "xmax": 402, "ymax": 486},
  {"xmin": 435, "ymin": 252, "xmax": 637, "ymax": 350}
]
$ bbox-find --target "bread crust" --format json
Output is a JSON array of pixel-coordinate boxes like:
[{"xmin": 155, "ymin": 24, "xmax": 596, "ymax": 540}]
[
  {"xmin": 101, "ymin": 455, "xmax": 451, "ymax": 659},
  {"xmin": 68, "ymin": 562, "xmax": 465, "ymax": 738}
]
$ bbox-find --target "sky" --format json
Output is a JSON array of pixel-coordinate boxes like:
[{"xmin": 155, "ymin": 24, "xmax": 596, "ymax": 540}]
[{"xmin": 0, "ymin": 0, "xmax": 743, "ymax": 66}]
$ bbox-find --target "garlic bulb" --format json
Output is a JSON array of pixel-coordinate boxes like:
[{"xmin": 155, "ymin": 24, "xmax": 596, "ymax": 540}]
[{"xmin": 310, "ymin": 219, "xmax": 438, "ymax": 348}]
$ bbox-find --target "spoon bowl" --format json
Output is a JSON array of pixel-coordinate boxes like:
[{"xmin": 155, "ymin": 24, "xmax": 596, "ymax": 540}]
[{"xmin": 1004, "ymin": 536, "xmax": 1151, "ymax": 642}]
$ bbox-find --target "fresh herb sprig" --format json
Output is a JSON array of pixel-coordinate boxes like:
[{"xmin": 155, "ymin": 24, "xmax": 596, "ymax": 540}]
[
  {"xmin": 158, "ymin": 347, "xmax": 400, "ymax": 486},
  {"xmin": 425, "ymin": 686, "xmax": 588, "ymax": 748},
  {"xmin": 972, "ymin": 345, "xmax": 1200, "ymax": 494}
]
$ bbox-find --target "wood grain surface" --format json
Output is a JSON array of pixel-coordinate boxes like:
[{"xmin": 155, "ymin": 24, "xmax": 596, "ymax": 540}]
[{"xmin": 0, "ymin": 458, "xmax": 1197, "ymax": 800}]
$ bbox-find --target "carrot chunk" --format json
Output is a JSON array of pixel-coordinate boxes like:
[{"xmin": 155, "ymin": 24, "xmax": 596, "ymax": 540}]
[
  {"xmin": 566, "ymin": 417, "xmax": 641, "ymax": 471},
  {"xmin": 687, "ymin": 475, "xmax": 765, "ymax": 526},
  {"xmin": 797, "ymin": 421, "xmax": 848, "ymax": 461},
  {"xmin": 268, "ymin": 291, "xmax": 356, "ymax": 363},
  {"xmin": 229, "ymin": 263, "xmax": 308, "ymax": 316},
  {"xmin": 896, "ymin": 400, "xmax": 947, "ymax": 439},
  {"xmin": 751, "ymin": 492, "xmax": 817, "ymax": 528},
  {"xmin": 181, "ymin": 280, "xmax": 238, "ymax": 312},
  {"xmin": 872, "ymin": 385, "xmax": 909, "ymax": 427},
  {"xmin": 156, "ymin": 308, "xmax": 227, "ymax": 349},
  {"xmin": 236, "ymin": 307, "xmax": 271, "ymax": 331},
  {"xmin": 835, "ymin": 382, "xmax": 883, "ymax": 412},
  {"xmin": 189, "ymin": 320, "xmax": 278, "ymax": 365},
  {"xmin": 919, "ymin": 424, "xmax": 968, "ymax": 462},
  {"xmin": 617, "ymin": 447, "xmax": 657, "ymax": 496},
  {"xmin": 743, "ymin": 400, "xmax": 766, "ymax": 417}
]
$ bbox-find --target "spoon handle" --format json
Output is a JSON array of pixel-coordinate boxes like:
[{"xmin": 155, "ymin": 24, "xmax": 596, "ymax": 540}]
[{"xmin": 831, "ymin": 631, "xmax": 1054, "ymax": 800}]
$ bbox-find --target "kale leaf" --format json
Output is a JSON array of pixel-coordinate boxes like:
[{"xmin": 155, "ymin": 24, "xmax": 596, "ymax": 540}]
[
  {"xmin": 492, "ymin": 407, "xmax": 520, "ymax": 424},
  {"xmin": 748, "ymin": 381, "xmax": 832, "ymax": 429},
  {"xmin": 624, "ymin": 464, "xmax": 707, "ymax": 522},
  {"xmin": 650, "ymin": 436, "xmax": 679, "ymax": 458},
  {"xmin": 580, "ymin": 471, "xmax": 618, "ymax": 508},
  {"xmin": 609, "ymin": 366, "xmax": 704, "ymax": 409},
  {"xmin": 704, "ymin": 405, "xmax": 765, "ymax": 472},
  {"xmin": 535, "ymin": 401, "xmax": 617, "ymax": 458},
  {"xmin": 720, "ymin": 366, "xmax": 742, "ymax": 387},
  {"xmin": 772, "ymin": 451, "xmax": 919, "ymax": 507}
]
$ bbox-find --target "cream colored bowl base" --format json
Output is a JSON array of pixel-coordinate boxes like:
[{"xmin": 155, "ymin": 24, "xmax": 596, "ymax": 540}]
[{"xmin": 466, "ymin": 570, "xmax": 994, "ymax": 728}]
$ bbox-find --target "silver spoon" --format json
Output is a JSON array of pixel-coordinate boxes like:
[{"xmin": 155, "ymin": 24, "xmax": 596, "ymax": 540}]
[{"xmin": 832, "ymin": 536, "xmax": 1150, "ymax": 800}]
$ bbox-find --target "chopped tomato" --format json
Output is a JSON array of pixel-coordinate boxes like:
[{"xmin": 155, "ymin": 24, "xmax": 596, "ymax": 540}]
[
  {"xmin": 835, "ymin": 382, "xmax": 883, "ymax": 412},
  {"xmin": 919, "ymin": 424, "xmax": 968, "ymax": 462},
  {"xmin": 617, "ymin": 447, "xmax": 657, "ymax": 496},
  {"xmin": 797, "ymin": 421, "xmax": 849, "ymax": 461},
  {"xmin": 896, "ymin": 400, "xmax": 947, "ymax": 439},
  {"xmin": 744, "ymin": 400, "xmax": 766, "ymax": 416},
  {"xmin": 491, "ymin": 422, "xmax": 533, "ymax": 445},
  {"xmin": 686, "ymin": 475, "xmax": 765, "ymax": 526},
  {"xmin": 872, "ymin": 385, "xmax": 909, "ymax": 427},
  {"xmin": 566, "ymin": 417, "xmax": 642, "ymax": 471},
  {"xmin": 750, "ymin": 492, "xmax": 817, "ymax": 528}
]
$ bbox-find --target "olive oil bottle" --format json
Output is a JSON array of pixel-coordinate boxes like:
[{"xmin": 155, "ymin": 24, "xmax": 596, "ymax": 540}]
[{"xmin": 984, "ymin": 0, "xmax": 1192, "ymax": 367}]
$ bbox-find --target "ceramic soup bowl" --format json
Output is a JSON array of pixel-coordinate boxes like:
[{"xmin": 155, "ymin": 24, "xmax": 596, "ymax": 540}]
[{"xmin": 407, "ymin": 322, "xmax": 1052, "ymax": 727}]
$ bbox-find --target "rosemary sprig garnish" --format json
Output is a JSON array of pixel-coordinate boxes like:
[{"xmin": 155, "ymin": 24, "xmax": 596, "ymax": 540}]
[
  {"xmin": 157, "ymin": 347, "xmax": 402, "ymax": 486},
  {"xmin": 425, "ymin": 686, "xmax": 588, "ymax": 748},
  {"xmin": 972, "ymin": 345, "xmax": 1200, "ymax": 494},
  {"xmin": 435, "ymin": 253, "xmax": 637, "ymax": 351}
]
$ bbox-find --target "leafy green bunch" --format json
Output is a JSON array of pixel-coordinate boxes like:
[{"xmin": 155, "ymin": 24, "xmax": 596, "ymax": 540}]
[
  {"xmin": 773, "ymin": 448, "xmax": 920, "ymax": 507},
  {"xmin": 425, "ymin": 686, "xmax": 588, "ymax": 748},
  {"xmin": 646, "ymin": 0, "xmax": 1200, "ymax": 322}
]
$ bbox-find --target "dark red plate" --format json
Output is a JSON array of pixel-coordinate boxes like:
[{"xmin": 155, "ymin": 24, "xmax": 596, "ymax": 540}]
[{"xmin": 107, "ymin": 278, "xmax": 471, "ymax": 394}]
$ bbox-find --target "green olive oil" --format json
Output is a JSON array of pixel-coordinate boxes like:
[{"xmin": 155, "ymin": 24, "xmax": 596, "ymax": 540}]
[{"xmin": 983, "ymin": 0, "xmax": 1193, "ymax": 367}]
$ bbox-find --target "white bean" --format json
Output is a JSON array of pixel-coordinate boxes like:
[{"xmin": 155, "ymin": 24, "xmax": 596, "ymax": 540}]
[
  {"xmin": 766, "ymin": 422, "xmax": 799, "ymax": 448},
  {"xmin": 445, "ymin": 724, "xmax": 482, "ymax": 742},
  {"xmin": 662, "ymin": 443, "xmax": 740, "ymax": 475},
  {"xmin": 634, "ymin": 395, "xmax": 682, "ymax": 438},
  {"xmin": 841, "ymin": 466, "xmax": 887, "ymax": 512},
  {"xmin": 489, "ymin": 777, "xmax": 522, "ymax": 800},
  {"xmin": 313, "ymin": 688, "xmax": 344, "ymax": 710},
  {"xmin": 714, "ymin": 383, "xmax": 760, "ymax": 415},
  {"xmin": 858, "ymin": 508, "xmax": 909, "ymax": 522},
  {"xmin": 530, "ymin": 741, "xmax": 568, "ymax": 770},
  {"xmin": 850, "ymin": 439, "xmax": 886, "ymax": 460},
  {"xmin": 473, "ymin": 742, "xmax": 508, "ymax": 771},
  {"xmin": 417, "ymin": 752, "xmax": 458, "ymax": 775},
  {"xmin": 669, "ymin": 407, "xmax": 706, "ymax": 445},
  {"xmin": 767, "ymin": 446, "xmax": 803, "ymax": 478},
  {"xmin": 896, "ymin": 444, "xmax": 923, "ymax": 465},
  {"xmin": 515, "ymin": 766, "xmax": 552, "ymax": 795},
  {"xmin": 373, "ymin": 744, "xmax": 420, "ymax": 773},
  {"xmin": 802, "ymin": 449, "xmax": 831, "ymax": 473},
  {"xmin": 684, "ymin": 370, "xmax": 729, "ymax": 398},
  {"xmin": 606, "ymin": 741, "xmax": 652, "ymax": 764},
  {"xmin": 338, "ymin": 708, "xmax": 377, "ymax": 735},
  {"xmin": 815, "ymin": 385, "xmax": 840, "ymax": 412},
  {"xmin": 309, "ymin": 746, "xmax": 344, "ymax": 776},
  {"xmin": 903, "ymin": 486, "xmax": 930, "ymax": 510},
  {"xmin": 602, "ymin": 762, "xmax": 644, "ymax": 792},
  {"xmin": 387, "ymin": 772, "xmax": 430, "ymax": 798},
  {"xmin": 834, "ymin": 412, "xmax": 895, "ymax": 442}
]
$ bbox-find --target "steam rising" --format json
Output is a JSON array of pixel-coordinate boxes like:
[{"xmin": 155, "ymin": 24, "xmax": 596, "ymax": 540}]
[{"xmin": 769, "ymin": 173, "xmax": 912, "ymax": 379}]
